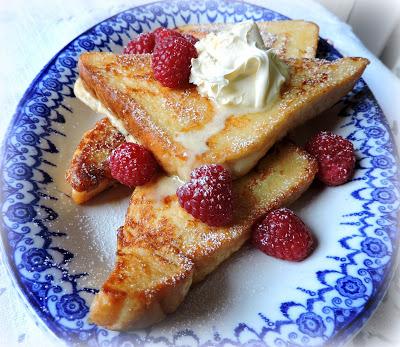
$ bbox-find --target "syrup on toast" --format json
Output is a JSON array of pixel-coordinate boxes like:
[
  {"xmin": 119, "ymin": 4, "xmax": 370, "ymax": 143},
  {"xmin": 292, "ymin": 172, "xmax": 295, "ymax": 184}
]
[
  {"xmin": 76, "ymin": 53, "xmax": 368, "ymax": 180},
  {"xmin": 89, "ymin": 141, "xmax": 318, "ymax": 330},
  {"xmin": 178, "ymin": 20, "xmax": 319, "ymax": 58},
  {"xmin": 65, "ymin": 118, "xmax": 125, "ymax": 204}
]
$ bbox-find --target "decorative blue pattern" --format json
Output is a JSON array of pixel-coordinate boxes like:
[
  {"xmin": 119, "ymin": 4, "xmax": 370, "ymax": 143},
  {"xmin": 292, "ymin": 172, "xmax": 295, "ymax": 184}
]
[
  {"xmin": 0, "ymin": 1, "xmax": 399, "ymax": 346},
  {"xmin": 296, "ymin": 312, "xmax": 327, "ymax": 338}
]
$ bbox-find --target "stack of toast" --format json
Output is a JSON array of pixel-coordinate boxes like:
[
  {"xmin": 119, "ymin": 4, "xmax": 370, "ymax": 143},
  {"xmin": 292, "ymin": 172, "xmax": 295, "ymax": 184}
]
[{"xmin": 66, "ymin": 21, "xmax": 368, "ymax": 330}]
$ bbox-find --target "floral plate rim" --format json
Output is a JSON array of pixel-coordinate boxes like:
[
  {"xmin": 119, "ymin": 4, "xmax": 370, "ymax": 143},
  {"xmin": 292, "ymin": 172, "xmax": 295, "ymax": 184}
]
[{"xmin": 0, "ymin": 1, "xmax": 399, "ymax": 346}]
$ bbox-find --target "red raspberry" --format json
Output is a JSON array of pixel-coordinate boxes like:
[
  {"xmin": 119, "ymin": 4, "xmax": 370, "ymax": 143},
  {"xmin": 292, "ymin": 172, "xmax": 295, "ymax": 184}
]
[
  {"xmin": 109, "ymin": 142, "xmax": 158, "ymax": 187},
  {"xmin": 153, "ymin": 27, "xmax": 183, "ymax": 44},
  {"xmin": 252, "ymin": 208, "xmax": 315, "ymax": 261},
  {"xmin": 182, "ymin": 33, "xmax": 199, "ymax": 45},
  {"xmin": 123, "ymin": 32, "xmax": 155, "ymax": 54},
  {"xmin": 152, "ymin": 36, "xmax": 197, "ymax": 88},
  {"xmin": 305, "ymin": 131, "xmax": 355, "ymax": 186},
  {"xmin": 176, "ymin": 164, "xmax": 233, "ymax": 227}
]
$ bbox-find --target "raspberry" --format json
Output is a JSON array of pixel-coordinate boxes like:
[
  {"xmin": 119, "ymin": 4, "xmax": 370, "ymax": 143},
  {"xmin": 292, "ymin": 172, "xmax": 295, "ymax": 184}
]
[
  {"xmin": 153, "ymin": 27, "xmax": 183, "ymax": 45},
  {"xmin": 176, "ymin": 164, "xmax": 233, "ymax": 227},
  {"xmin": 152, "ymin": 36, "xmax": 197, "ymax": 88},
  {"xmin": 252, "ymin": 208, "xmax": 315, "ymax": 261},
  {"xmin": 123, "ymin": 32, "xmax": 155, "ymax": 54},
  {"xmin": 182, "ymin": 33, "xmax": 199, "ymax": 45},
  {"xmin": 109, "ymin": 142, "xmax": 158, "ymax": 187},
  {"xmin": 153, "ymin": 27, "xmax": 198, "ymax": 46},
  {"xmin": 306, "ymin": 131, "xmax": 355, "ymax": 186}
]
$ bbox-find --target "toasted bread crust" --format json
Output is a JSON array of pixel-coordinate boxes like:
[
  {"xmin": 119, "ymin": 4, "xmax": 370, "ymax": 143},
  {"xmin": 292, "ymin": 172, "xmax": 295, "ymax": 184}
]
[
  {"xmin": 78, "ymin": 53, "xmax": 368, "ymax": 179},
  {"xmin": 89, "ymin": 142, "xmax": 318, "ymax": 330},
  {"xmin": 78, "ymin": 55, "xmax": 195, "ymax": 169},
  {"xmin": 65, "ymin": 117, "xmax": 124, "ymax": 202},
  {"xmin": 71, "ymin": 180, "xmax": 115, "ymax": 204},
  {"xmin": 178, "ymin": 20, "xmax": 320, "ymax": 58}
]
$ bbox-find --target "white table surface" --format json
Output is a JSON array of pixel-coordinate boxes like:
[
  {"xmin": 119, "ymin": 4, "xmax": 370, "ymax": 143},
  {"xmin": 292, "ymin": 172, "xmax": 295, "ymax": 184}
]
[{"xmin": 0, "ymin": 1, "xmax": 399, "ymax": 346}]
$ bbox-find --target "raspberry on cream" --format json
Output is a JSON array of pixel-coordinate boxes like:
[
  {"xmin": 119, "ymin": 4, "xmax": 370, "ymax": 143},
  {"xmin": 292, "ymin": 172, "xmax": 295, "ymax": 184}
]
[{"xmin": 190, "ymin": 21, "xmax": 289, "ymax": 110}]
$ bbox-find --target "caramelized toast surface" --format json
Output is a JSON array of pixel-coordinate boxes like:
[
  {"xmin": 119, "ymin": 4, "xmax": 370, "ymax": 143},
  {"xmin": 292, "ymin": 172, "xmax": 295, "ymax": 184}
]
[
  {"xmin": 178, "ymin": 20, "xmax": 319, "ymax": 58},
  {"xmin": 77, "ymin": 53, "xmax": 368, "ymax": 179},
  {"xmin": 65, "ymin": 118, "xmax": 124, "ymax": 204},
  {"xmin": 67, "ymin": 20, "xmax": 320, "ymax": 201},
  {"xmin": 89, "ymin": 142, "xmax": 318, "ymax": 330}
]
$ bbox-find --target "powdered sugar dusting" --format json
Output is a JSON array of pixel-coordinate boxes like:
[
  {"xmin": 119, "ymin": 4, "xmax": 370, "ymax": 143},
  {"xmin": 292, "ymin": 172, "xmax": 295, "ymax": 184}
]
[
  {"xmin": 260, "ymin": 30, "xmax": 277, "ymax": 49},
  {"xmin": 40, "ymin": 186, "xmax": 131, "ymax": 290},
  {"xmin": 162, "ymin": 88, "xmax": 210, "ymax": 130},
  {"xmin": 183, "ymin": 23, "xmax": 278, "ymax": 52}
]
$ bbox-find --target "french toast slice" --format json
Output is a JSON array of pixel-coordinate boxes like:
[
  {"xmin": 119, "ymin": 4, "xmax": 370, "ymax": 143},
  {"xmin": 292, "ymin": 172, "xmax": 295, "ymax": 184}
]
[
  {"xmin": 67, "ymin": 21, "xmax": 319, "ymax": 202},
  {"xmin": 65, "ymin": 117, "xmax": 125, "ymax": 204},
  {"xmin": 89, "ymin": 141, "xmax": 318, "ymax": 330},
  {"xmin": 77, "ymin": 53, "xmax": 368, "ymax": 180},
  {"xmin": 178, "ymin": 20, "xmax": 319, "ymax": 58}
]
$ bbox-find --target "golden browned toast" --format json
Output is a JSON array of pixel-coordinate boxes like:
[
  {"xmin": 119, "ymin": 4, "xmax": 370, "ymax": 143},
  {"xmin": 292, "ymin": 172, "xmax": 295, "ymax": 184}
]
[
  {"xmin": 65, "ymin": 118, "xmax": 125, "ymax": 204},
  {"xmin": 178, "ymin": 20, "xmax": 319, "ymax": 58},
  {"xmin": 67, "ymin": 20, "xmax": 319, "ymax": 202},
  {"xmin": 89, "ymin": 142, "xmax": 318, "ymax": 330},
  {"xmin": 77, "ymin": 53, "xmax": 368, "ymax": 180}
]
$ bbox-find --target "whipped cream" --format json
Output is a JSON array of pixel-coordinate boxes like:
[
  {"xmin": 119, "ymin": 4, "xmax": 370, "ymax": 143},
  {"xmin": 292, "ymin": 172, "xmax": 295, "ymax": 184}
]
[{"xmin": 190, "ymin": 21, "xmax": 289, "ymax": 110}]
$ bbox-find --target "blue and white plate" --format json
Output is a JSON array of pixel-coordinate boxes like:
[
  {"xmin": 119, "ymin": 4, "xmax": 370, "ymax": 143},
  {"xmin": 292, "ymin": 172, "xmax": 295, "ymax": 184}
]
[{"xmin": 1, "ymin": 1, "xmax": 399, "ymax": 346}]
